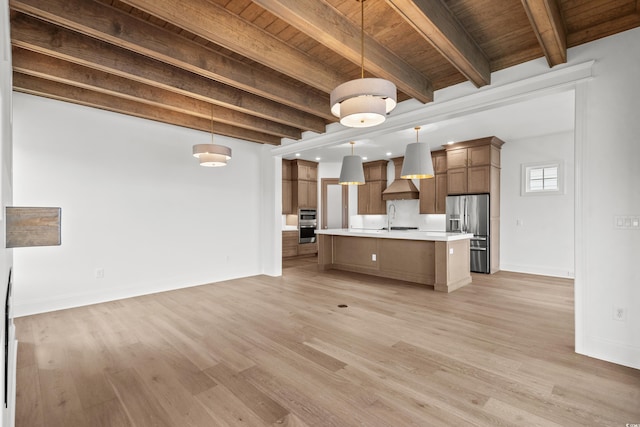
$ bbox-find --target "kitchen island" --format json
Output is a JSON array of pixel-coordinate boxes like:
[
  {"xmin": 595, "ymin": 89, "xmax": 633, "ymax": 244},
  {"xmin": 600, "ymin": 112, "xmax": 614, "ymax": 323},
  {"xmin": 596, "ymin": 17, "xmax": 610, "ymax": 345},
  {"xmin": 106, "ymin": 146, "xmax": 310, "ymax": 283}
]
[{"xmin": 316, "ymin": 229, "xmax": 473, "ymax": 292}]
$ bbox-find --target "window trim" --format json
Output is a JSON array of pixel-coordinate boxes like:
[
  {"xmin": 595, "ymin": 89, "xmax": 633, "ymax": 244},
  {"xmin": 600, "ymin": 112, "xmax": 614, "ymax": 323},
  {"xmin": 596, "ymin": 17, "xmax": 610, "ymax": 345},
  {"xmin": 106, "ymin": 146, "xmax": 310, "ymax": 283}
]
[{"xmin": 521, "ymin": 161, "xmax": 564, "ymax": 196}]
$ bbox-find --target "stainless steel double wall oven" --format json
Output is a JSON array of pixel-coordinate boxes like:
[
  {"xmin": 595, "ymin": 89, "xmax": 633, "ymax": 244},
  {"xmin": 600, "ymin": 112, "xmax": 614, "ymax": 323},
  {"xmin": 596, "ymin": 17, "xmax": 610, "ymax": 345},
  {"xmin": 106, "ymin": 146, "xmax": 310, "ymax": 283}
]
[{"xmin": 298, "ymin": 209, "xmax": 317, "ymax": 243}]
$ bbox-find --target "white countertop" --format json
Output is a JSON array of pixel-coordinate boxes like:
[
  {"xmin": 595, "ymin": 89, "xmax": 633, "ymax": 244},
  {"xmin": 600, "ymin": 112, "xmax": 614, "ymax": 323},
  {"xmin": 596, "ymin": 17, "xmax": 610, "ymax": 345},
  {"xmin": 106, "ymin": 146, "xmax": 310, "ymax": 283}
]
[{"xmin": 316, "ymin": 228, "xmax": 473, "ymax": 242}]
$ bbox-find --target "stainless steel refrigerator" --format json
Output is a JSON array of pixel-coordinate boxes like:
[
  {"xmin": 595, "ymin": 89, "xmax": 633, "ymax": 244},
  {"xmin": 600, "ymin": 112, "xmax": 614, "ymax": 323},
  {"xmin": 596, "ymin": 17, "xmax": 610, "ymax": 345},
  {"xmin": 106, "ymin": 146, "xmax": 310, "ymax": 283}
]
[{"xmin": 446, "ymin": 194, "xmax": 490, "ymax": 273}]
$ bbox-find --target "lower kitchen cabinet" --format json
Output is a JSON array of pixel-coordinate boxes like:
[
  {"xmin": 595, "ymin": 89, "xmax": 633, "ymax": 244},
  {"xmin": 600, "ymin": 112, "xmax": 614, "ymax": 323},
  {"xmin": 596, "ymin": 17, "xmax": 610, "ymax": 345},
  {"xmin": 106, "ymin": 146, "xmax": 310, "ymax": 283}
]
[
  {"xmin": 282, "ymin": 231, "xmax": 298, "ymax": 258},
  {"xmin": 297, "ymin": 242, "xmax": 318, "ymax": 256},
  {"xmin": 282, "ymin": 231, "xmax": 317, "ymax": 257}
]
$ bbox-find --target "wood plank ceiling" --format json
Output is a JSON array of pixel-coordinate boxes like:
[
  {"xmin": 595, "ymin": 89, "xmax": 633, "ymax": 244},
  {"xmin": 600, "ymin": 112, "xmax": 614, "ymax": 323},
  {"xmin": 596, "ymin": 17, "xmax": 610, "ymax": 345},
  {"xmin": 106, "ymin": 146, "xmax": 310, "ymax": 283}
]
[{"xmin": 9, "ymin": 0, "xmax": 640, "ymax": 145}]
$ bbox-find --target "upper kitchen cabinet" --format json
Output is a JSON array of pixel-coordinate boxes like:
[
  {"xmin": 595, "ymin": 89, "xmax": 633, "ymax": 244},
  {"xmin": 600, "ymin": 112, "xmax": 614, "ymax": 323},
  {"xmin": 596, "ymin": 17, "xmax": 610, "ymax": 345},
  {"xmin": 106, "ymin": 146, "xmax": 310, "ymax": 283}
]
[
  {"xmin": 420, "ymin": 150, "xmax": 447, "ymax": 214},
  {"xmin": 358, "ymin": 160, "xmax": 388, "ymax": 215},
  {"xmin": 282, "ymin": 159, "xmax": 294, "ymax": 214},
  {"xmin": 292, "ymin": 160, "xmax": 318, "ymax": 182},
  {"xmin": 446, "ymin": 137, "xmax": 504, "ymax": 195},
  {"xmin": 291, "ymin": 160, "xmax": 318, "ymax": 210}
]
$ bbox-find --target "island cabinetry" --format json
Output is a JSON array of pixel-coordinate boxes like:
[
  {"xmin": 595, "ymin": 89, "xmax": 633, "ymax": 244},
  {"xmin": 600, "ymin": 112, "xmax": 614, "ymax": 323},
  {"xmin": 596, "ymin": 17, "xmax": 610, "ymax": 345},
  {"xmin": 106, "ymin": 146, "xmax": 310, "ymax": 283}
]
[
  {"xmin": 358, "ymin": 160, "xmax": 388, "ymax": 215},
  {"xmin": 291, "ymin": 159, "xmax": 318, "ymax": 209},
  {"xmin": 420, "ymin": 150, "xmax": 447, "ymax": 214},
  {"xmin": 317, "ymin": 232, "xmax": 472, "ymax": 293}
]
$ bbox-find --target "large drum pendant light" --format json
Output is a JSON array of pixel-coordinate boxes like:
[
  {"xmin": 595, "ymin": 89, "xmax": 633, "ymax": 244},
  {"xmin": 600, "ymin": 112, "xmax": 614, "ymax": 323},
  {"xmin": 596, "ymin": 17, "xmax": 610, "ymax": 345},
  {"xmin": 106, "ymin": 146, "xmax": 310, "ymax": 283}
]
[
  {"xmin": 401, "ymin": 126, "xmax": 434, "ymax": 179},
  {"xmin": 192, "ymin": 108, "xmax": 232, "ymax": 167},
  {"xmin": 330, "ymin": 0, "xmax": 396, "ymax": 128},
  {"xmin": 339, "ymin": 141, "xmax": 366, "ymax": 185}
]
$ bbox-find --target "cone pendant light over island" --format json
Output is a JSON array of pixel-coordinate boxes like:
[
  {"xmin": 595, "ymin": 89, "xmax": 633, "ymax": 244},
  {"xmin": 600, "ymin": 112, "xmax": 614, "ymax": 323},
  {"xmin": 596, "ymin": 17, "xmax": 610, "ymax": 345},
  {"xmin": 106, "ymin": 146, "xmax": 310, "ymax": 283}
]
[
  {"xmin": 401, "ymin": 126, "xmax": 434, "ymax": 179},
  {"xmin": 339, "ymin": 141, "xmax": 365, "ymax": 185}
]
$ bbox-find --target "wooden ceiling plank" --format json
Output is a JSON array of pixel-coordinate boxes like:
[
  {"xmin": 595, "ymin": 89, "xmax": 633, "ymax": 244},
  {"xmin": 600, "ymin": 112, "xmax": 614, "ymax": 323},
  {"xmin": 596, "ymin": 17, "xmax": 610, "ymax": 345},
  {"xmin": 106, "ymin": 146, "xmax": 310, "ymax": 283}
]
[
  {"xmin": 520, "ymin": 0, "xmax": 567, "ymax": 66},
  {"xmin": 10, "ymin": 0, "xmax": 333, "ymax": 120},
  {"xmin": 566, "ymin": 9, "xmax": 640, "ymax": 47},
  {"xmin": 13, "ymin": 73, "xmax": 281, "ymax": 145},
  {"xmin": 9, "ymin": 13, "xmax": 326, "ymax": 134},
  {"xmin": 385, "ymin": 0, "xmax": 491, "ymax": 87},
  {"xmin": 12, "ymin": 47, "xmax": 301, "ymax": 139},
  {"xmin": 117, "ymin": 0, "xmax": 346, "ymax": 93},
  {"xmin": 252, "ymin": 0, "xmax": 433, "ymax": 103}
]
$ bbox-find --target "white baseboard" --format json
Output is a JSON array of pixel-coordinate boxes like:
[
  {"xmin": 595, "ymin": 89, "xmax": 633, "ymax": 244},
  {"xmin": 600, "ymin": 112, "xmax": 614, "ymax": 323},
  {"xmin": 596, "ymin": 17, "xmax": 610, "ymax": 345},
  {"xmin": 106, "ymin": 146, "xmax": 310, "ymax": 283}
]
[
  {"xmin": 500, "ymin": 263, "xmax": 575, "ymax": 279},
  {"xmin": 578, "ymin": 335, "xmax": 640, "ymax": 370},
  {"xmin": 12, "ymin": 273, "xmax": 254, "ymax": 317}
]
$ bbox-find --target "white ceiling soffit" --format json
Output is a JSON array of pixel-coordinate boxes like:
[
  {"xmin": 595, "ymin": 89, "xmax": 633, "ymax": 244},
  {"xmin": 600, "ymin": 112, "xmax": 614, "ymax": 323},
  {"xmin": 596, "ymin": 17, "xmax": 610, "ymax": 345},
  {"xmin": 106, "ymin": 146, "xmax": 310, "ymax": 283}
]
[{"xmin": 273, "ymin": 61, "xmax": 593, "ymax": 163}]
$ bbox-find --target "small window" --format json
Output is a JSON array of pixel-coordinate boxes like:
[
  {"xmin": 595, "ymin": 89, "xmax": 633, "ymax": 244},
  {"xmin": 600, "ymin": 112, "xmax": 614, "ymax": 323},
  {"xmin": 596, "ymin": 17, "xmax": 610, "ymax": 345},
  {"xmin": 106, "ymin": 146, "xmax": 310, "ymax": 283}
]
[{"xmin": 522, "ymin": 161, "xmax": 563, "ymax": 195}]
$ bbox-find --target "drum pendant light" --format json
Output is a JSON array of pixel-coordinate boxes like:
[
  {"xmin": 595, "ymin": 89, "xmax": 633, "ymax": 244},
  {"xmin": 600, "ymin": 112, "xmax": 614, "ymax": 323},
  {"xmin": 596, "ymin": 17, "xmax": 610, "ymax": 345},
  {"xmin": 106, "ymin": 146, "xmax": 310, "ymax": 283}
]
[
  {"xmin": 192, "ymin": 108, "xmax": 232, "ymax": 167},
  {"xmin": 330, "ymin": 0, "xmax": 397, "ymax": 128},
  {"xmin": 339, "ymin": 141, "xmax": 366, "ymax": 185},
  {"xmin": 401, "ymin": 126, "xmax": 434, "ymax": 179}
]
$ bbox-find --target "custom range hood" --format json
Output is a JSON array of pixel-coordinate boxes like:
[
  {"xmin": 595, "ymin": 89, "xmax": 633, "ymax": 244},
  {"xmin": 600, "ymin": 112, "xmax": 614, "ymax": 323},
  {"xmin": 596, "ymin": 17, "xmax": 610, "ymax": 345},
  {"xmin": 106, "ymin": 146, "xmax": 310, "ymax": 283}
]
[{"xmin": 382, "ymin": 157, "xmax": 419, "ymax": 200}]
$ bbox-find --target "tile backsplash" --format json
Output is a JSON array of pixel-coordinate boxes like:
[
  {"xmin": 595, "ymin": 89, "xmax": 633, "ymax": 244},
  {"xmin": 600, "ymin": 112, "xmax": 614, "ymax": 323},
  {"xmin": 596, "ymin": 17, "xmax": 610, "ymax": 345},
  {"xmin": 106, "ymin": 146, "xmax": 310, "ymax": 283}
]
[{"xmin": 350, "ymin": 199, "xmax": 445, "ymax": 231}]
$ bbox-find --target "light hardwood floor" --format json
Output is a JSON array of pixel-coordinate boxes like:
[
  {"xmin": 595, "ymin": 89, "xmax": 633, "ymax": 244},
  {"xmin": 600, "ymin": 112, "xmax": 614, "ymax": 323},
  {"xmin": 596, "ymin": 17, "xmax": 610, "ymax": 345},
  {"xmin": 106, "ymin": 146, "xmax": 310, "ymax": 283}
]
[{"xmin": 15, "ymin": 259, "xmax": 640, "ymax": 426}]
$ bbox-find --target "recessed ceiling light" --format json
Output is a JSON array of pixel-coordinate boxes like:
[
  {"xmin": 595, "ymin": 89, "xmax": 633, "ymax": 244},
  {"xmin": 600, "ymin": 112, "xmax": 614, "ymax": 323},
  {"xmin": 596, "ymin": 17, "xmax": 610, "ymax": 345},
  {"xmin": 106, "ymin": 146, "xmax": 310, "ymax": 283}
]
[
  {"xmin": 362, "ymin": 156, "xmax": 368, "ymax": 160},
  {"xmin": 295, "ymin": 153, "xmax": 301, "ymax": 157},
  {"xmin": 315, "ymin": 157, "xmax": 321, "ymax": 161},
  {"xmin": 447, "ymin": 141, "xmax": 455, "ymax": 145},
  {"xmin": 386, "ymin": 152, "xmax": 392, "ymax": 156}
]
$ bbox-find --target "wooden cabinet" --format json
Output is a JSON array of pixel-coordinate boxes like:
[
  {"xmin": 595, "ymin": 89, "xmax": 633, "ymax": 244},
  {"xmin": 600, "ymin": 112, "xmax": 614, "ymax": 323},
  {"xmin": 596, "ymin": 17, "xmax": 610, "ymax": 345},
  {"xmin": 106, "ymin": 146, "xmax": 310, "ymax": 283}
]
[
  {"xmin": 282, "ymin": 178, "xmax": 293, "ymax": 214},
  {"xmin": 420, "ymin": 150, "xmax": 447, "ymax": 214},
  {"xmin": 287, "ymin": 159, "xmax": 318, "ymax": 210},
  {"xmin": 358, "ymin": 181, "xmax": 387, "ymax": 215},
  {"xmin": 297, "ymin": 242, "xmax": 318, "ymax": 255},
  {"xmin": 444, "ymin": 136, "xmax": 504, "ymax": 274},
  {"xmin": 292, "ymin": 160, "xmax": 317, "ymax": 181},
  {"xmin": 282, "ymin": 159, "xmax": 292, "ymax": 180},
  {"xmin": 283, "ymin": 159, "xmax": 318, "ymax": 258},
  {"xmin": 282, "ymin": 160, "xmax": 294, "ymax": 214},
  {"xmin": 420, "ymin": 174, "xmax": 448, "ymax": 214},
  {"xmin": 282, "ymin": 231, "xmax": 298, "ymax": 258},
  {"xmin": 446, "ymin": 138, "xmax": 501, "ymax": 195},
  {"xmin": 358, "ymin": 160, "xmax": 388, "ymax": 215},
  {"xmin": 294, "ymin": 179, "xmax": 317, "ymax": 209}
]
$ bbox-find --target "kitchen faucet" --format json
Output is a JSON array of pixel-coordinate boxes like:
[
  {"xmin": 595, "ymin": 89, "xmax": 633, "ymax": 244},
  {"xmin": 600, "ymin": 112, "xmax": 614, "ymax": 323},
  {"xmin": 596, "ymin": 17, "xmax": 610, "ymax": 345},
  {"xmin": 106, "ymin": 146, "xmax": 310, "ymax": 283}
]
[{"xmin": 387, "ymin": 203, "xmax": 396, "ymax": 231}]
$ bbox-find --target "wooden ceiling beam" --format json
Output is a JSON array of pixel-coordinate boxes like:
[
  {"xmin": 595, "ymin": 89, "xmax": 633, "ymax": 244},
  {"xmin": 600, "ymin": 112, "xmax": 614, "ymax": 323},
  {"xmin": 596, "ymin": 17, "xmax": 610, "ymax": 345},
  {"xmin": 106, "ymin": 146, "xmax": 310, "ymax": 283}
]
[
  {"xmin": 385, "ymin": 0, "xmax": 490, "ymax": 88},
  {"xmin": 13, "ymin": 72, "xmax": 282, "ymax": 145},
  {"xmin": 9, "ymin": 13, "xmax": 326, "ymax": 134},
  {"xmin": 10, "ymin": 0, "xmax": 333, "ymax": 120},
  {"xmin": 12, "ymin": 48, "xmax": 301, "ymax": 140},
  {"xmin": 520, "ymin": 0, "xmax": 567, "ymax": 66},
  {"xmin": 117, "ymin": 0, "xmax": 345, "ymax": 94},
  {"xmin": 251, "ymin": 0, "xmax": 433, "ymax": 103}
]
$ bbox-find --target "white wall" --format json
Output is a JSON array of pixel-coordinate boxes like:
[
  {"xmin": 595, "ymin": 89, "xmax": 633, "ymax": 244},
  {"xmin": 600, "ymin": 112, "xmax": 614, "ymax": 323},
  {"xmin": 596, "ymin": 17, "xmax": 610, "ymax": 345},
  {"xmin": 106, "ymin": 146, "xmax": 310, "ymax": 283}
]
[
  {"xmin": 500, "ymin": 131, "xmax": 574, "ymax": 277},
  {"xmin": 12, "ymin": 93, "xmax": 268, "ymax": 316},
  {"xmin": 568, "ymin": 28, "xmax": 640, "ymax": 368},
  {"xmin": 1, "ymin": 0, "xmax": 15, "ymax": 423}
]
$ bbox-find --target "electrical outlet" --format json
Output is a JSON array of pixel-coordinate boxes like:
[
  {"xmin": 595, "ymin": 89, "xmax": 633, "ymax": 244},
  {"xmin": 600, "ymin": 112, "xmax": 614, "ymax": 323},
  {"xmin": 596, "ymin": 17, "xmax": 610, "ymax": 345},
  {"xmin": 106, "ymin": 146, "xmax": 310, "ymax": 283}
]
[
  {"xmin": 95, "ymin": 268, "xmax": 105, "ymax": 279},
  {"xmin": 613, "ymin": 306, "xmax": 627, "ymax": 322},
  {"xmin": 371, "ymin": 254, "xmax": 376, "ymax": 261},
  {"xmin": 449, "ymin": 248, "xmax": 454, "ymax": 254}
]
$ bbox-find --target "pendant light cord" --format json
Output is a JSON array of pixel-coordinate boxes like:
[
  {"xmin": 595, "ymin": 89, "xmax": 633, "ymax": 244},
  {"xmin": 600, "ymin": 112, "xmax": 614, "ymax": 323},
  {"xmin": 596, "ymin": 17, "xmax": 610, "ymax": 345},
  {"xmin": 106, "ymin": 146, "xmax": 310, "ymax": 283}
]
[
  {"xmin": 415, "ymin": 126, "xmax": 421, "ymax": 142},
  {"xmin": 211, "ymin": 105, "xmax": 219, "ymax": 144},
  {"xmin": 360, "ymin": 0, "xmax": 365, "ymax": 79}
]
